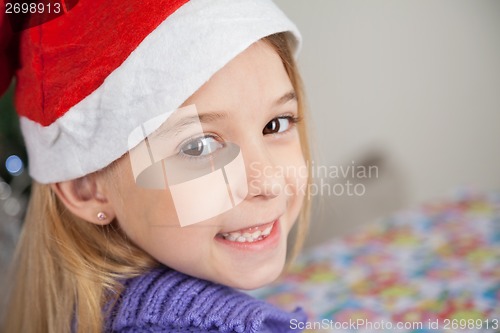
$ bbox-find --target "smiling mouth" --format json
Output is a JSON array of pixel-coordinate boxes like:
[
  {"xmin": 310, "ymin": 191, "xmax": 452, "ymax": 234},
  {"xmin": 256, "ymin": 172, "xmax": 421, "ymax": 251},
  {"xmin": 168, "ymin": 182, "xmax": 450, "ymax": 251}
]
[{"xmin": 216, "ymin": 221, "xmax": 276, "ymax": 243}]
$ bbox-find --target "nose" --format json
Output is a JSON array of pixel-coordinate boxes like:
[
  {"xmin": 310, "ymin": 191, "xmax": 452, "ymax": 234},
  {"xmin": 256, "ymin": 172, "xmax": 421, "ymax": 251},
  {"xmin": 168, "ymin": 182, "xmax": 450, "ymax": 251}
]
[{"xmin": 242, "ymin": 142, "xmax": 285, "ymax": 200}]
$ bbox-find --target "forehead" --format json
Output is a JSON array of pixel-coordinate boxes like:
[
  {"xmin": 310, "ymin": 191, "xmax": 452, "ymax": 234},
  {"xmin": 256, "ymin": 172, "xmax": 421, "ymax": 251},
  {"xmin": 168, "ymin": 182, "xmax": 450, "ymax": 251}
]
[{"xmin": 182, "ymin": 41, "xmax": 293, "ymax": 112}]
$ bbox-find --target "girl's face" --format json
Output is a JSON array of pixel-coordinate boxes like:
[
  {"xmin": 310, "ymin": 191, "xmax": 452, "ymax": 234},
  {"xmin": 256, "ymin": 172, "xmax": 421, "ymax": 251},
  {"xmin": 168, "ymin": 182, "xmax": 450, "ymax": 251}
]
[{"xmin": 107, "ymin": 41, "xmax": 307, "ymax": 289}]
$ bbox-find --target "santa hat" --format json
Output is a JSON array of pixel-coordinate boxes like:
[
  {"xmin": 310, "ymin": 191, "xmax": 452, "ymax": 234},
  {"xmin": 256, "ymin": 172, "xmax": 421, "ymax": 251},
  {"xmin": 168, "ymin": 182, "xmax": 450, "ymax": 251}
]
[{"xmin": 0, "ymin": 0, "xmax": 301, "ymax": 183}]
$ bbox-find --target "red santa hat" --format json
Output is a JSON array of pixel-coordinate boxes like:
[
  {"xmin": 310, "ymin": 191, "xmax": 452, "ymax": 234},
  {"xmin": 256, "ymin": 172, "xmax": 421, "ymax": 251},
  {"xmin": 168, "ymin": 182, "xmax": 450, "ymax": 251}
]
[{"xmin": 0, "ymin": 0, "xmax": 301, "ymax": 183}]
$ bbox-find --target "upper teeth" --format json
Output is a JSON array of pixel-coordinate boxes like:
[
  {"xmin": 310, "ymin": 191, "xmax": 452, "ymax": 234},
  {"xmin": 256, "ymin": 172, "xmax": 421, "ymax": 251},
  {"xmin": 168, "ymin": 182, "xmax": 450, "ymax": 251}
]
[{"xmin": 221, "ymin": 225, "xmax": 273, "ymax": 242}]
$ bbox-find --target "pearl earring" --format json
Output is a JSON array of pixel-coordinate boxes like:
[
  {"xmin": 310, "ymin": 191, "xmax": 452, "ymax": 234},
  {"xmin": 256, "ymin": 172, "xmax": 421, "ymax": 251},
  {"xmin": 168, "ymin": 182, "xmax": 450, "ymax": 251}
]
[{"xmin": 97, "ymin": 212, "xmax": 108, "ymax": 221}]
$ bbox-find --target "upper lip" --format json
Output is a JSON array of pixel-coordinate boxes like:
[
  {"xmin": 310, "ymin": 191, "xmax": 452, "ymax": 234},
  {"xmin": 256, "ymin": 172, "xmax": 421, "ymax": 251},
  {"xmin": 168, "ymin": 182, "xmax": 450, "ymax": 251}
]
[{"xmin": 217, "ymin": 216, "xmax": 281, "ymax": 234}]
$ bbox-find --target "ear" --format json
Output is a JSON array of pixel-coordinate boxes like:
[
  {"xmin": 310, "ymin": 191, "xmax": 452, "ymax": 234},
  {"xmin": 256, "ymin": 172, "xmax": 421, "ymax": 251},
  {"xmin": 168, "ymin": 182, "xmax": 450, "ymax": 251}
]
[{"xmin": 51, "ymin": 175, "xmax": 116, "ymax": 225}]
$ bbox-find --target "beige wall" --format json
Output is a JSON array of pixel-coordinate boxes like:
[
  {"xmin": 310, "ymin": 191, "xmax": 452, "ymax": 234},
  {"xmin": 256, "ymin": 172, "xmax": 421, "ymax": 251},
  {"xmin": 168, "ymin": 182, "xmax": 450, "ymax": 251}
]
[{"xmin": 275, "ymin": 0, "xmax": 500, "ymax": 243}]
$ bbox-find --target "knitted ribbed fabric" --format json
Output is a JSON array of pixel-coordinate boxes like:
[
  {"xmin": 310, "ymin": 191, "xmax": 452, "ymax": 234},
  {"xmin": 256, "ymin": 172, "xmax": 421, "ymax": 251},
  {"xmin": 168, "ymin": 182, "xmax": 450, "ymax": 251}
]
[{"xmin": 105, "ymin": 267, "xmax": 306, "ymax": 332}]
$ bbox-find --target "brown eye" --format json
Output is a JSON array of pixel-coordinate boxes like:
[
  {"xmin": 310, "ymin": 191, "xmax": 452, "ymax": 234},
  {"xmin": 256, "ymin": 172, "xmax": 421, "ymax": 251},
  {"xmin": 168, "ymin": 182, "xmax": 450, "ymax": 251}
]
[{"xmin": 263, "ymin": 117, "xmax": 291, "ymax": 135}]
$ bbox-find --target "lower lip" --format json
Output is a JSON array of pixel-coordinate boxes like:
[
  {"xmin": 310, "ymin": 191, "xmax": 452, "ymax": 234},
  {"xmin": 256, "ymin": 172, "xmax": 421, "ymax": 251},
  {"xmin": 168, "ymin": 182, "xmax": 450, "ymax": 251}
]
[{"xmin": 214, "ymin": 219, "xmax": 281, "ymax": 251}]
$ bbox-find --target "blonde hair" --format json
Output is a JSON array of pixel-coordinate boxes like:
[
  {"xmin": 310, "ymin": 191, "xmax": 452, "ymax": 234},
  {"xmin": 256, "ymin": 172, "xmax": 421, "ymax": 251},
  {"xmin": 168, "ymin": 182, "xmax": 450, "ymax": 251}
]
[{"xmin": 1, "ymin": 32, "xmax": 312, "ymax": 333}]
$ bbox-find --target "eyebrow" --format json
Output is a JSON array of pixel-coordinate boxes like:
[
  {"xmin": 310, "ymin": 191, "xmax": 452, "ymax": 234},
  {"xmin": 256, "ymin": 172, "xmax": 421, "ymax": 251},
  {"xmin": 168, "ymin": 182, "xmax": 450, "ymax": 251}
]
[
  {"xmin": 170, "ymin": 112, "xmax": 227, "ymax": 130},
  {"xmin": 152, "ymin": 112, "xmax": 227, "ymax": 139},
  {"xmin": 193, "ymin": 90, "xmax": 297, "ymax": 121},
  {"xmin": 274, "ymin": 90, "xmax": 297, "ymax": 107}
]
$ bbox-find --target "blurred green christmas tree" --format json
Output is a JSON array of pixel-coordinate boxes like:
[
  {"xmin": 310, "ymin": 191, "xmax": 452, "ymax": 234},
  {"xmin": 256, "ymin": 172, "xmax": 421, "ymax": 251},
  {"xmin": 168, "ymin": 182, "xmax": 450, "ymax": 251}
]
[{"xmin": 0, "ymin": 82, "xmax": 28, "ymax": 183}]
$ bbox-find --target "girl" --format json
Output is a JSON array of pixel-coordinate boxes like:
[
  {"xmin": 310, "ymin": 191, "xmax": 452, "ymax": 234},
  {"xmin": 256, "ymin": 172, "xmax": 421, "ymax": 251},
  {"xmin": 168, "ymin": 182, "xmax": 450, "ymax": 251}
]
[{"xmin": 1, "ymin": 0, "xmax": 312, "ymax": 332}]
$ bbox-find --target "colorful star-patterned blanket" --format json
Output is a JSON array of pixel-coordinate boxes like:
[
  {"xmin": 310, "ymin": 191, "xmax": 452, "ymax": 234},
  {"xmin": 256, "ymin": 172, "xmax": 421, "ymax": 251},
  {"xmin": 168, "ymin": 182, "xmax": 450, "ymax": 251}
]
[{"xmin": 250, "ymin": 192, "xmax": 500, "ymax": 332}]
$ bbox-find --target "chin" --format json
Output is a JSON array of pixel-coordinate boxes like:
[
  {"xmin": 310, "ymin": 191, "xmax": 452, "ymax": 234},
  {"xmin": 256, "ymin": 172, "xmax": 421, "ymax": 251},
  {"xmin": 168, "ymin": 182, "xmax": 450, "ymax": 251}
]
[{"xmin": 223, "ymin": 255, "xmax": 287, "ymax": 290}]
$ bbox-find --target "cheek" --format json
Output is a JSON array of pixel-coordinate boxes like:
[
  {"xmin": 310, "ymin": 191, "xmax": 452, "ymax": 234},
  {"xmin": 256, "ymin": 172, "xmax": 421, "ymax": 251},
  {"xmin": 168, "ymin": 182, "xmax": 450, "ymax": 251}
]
[
  {"xmin": 112, "ymin": 188, "xmax": 211, "ymax": 269},
  {"xmin": 112, "ymin": 186, "xmax": 179, "ymax": 243}
]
